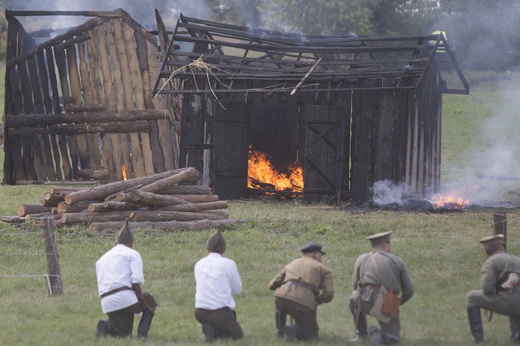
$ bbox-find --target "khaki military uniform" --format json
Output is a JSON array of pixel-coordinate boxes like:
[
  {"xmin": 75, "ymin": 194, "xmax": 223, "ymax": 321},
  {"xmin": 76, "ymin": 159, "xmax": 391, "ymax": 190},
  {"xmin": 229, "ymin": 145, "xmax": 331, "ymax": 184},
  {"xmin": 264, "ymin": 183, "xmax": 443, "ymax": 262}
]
[
  {"xmin": 350, "ymin": 250, "xmax": 414, "ymax": 342},
  {"xmin": 467, "ymin": 252, "xmax": 520, "ymax": 336},
  {"xmin": 269, "ymin": 256, "xmax": 334, "ymax": 340}
]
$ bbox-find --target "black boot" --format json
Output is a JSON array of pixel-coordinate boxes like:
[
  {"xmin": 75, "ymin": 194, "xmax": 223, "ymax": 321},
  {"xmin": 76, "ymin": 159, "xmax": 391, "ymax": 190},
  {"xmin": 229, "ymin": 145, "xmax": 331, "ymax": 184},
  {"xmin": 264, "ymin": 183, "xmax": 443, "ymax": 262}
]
[
  {"xmin": 368, "ymin": 326, "xmax": 382, "ymax": 346},
  {"xmin": 96, "ymin": 319, "xmax": 125, "ymax": 338},
  {"xmin": 137, "ymin": 309, "xmax": 154, "ymax": 339},
  {"xmin": 96, "ymin": 320, "xmax": 109, "ymax": 338},
  {"xmin": 467, "ymin": 307, "xmax": 484, "ymax": 343},
  {"xmin": 275, "ymin": 309, "xmax": 287, "ymax": 338}
]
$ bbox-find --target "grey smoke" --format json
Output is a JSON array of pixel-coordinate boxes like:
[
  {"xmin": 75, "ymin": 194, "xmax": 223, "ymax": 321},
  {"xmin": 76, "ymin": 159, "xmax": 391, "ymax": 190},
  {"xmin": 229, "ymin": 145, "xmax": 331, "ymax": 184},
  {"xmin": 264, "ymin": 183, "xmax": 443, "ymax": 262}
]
[{"xmin": 371, "ymin": 180, "xmax": 406, "ymax": 206}]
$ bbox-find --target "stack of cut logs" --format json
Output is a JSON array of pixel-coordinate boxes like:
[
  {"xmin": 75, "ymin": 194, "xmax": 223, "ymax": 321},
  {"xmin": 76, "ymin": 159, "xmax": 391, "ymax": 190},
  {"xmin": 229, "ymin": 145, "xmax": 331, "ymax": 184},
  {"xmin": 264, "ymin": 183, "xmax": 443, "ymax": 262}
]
[{"xmin": 10, "ymin": 167, "xmax": 245, "ymax": 232}]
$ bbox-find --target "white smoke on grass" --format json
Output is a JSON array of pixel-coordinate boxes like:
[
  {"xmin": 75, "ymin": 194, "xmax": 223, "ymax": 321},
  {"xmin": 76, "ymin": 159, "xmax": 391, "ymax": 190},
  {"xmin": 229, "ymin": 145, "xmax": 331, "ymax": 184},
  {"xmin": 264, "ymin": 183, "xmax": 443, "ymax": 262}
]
[
  {"xmin": 371, "ymin": 180, "xmax": 406, "ymax": 206},
  {"xmin": 441, "ymin": 75, "xmax": 520, "ymax": 203},
  {"xmin": 370, "ymin": 75, "xmax": 520, "ymax": 206}
]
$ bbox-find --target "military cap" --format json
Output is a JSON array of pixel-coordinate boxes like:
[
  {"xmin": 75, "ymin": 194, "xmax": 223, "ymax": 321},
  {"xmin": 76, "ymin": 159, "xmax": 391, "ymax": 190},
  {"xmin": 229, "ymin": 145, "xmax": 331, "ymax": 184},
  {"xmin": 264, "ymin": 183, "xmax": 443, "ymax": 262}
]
[
  {"xmin": 479, "ymin": 234, "xmax": 505, "ymax": 246},
  {"xmin": 206, "ymin": 229, "xmax": 226, "ymax": 253},
  {"xmin": 301, "ymin": 242, "xmax": 326, "ymax": 254},
  {"xmin": 116, "ymin": 218, "xmax": 134, "ymax": 245},
  {"xmin": 366, "ymin": 231, "xmax": 392, "ymax": 245}
]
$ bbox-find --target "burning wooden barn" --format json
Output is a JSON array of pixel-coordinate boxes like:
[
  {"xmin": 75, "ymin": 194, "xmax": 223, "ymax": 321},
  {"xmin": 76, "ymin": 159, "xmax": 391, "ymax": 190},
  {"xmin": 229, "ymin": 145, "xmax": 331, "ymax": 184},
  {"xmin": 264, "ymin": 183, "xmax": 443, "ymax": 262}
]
[
  {"xmin": 3, "ymin": 8, "xmax": 470, "ymax": 205},
  {"xmin": 153, "ymin": 15, "xmax": 469, "ymax": 204},
  {"xmin": 4, "ymin": 9, "xmax": 180, "ymax": 185}
]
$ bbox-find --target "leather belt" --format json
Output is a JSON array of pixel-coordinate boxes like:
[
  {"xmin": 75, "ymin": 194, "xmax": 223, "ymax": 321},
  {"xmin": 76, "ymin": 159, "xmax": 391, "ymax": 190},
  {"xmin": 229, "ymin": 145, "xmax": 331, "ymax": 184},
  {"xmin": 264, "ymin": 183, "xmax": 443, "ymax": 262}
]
[
  {"xmin": 287, "ymin": 280, "xmax": 313, "ymax": 291},
  {"xmin": 100, "ymin": 286, "xmax": 132, "ymax": 298},
  {"xmin": 362, "ymin": 283, "xmax": 381, "ymax": 291}
]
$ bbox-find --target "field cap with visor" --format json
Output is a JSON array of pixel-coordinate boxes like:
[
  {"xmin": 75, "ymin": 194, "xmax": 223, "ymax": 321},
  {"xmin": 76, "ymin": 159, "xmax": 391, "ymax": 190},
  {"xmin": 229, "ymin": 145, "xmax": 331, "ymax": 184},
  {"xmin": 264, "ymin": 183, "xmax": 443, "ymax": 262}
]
[
  {"xmin": 301, "ymin": 242, "xmax": 326, "ymax": 255},
  {"xmin": 366, "ymin": 231, "xmax": 392, "ymax": 245},
  {"xmin": 479, "ymin": 234, "xmax": 505, "ymax": 246}
]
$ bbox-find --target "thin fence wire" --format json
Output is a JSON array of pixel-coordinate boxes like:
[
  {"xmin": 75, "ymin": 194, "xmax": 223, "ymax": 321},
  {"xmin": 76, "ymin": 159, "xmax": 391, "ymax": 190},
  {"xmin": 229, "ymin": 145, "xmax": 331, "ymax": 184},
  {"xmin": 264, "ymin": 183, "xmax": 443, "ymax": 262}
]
[{"xmin": 0, "ymin": 219, "xmax": 61, "ymax": 293}]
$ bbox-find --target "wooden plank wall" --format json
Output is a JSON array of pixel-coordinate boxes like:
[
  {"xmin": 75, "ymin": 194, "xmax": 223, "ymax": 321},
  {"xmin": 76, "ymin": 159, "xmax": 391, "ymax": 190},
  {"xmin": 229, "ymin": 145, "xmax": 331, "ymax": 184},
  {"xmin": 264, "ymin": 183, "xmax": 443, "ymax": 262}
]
[
  {"xmin": 213, "ymin": 82, "xmax": 251, "ymax": 199},
  {"xmin": 351, "ymin": 73, "xmax": 442, "ymax": 203},
  {"xmin": 4, "ymin": 13, "xmax": 179, "ymax": 184}
]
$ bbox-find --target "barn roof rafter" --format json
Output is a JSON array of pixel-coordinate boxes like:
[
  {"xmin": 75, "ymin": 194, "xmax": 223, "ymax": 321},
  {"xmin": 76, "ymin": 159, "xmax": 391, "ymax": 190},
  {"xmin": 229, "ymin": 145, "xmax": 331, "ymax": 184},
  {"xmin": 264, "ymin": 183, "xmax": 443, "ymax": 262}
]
[{"xmin": 153, "ymin": 14, "xmax": 469, "ymax": 96}]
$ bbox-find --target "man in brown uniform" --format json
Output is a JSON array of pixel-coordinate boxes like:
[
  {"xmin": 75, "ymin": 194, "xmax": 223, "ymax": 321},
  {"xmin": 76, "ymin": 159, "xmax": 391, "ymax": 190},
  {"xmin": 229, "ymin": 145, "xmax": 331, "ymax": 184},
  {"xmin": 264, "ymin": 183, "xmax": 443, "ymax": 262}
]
[
  {"xmin": 349, "ymin": 231, "xmax": 414, "ymax": 345},
  {"xmin": 269, "ymin": 242, "xmax": 334, "ymax": 342},
  {"xmin": 466, "ymin": 234, "xmax": 520, "ymax": 343}
]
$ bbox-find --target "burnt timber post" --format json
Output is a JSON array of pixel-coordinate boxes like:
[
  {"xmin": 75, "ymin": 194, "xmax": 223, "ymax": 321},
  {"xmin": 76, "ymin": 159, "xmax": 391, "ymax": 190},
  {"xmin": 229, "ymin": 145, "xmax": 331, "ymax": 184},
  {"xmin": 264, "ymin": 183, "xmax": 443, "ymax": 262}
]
[{"xmin": 493, "ymin": 212, "xmax": 507, "ymax": 252}]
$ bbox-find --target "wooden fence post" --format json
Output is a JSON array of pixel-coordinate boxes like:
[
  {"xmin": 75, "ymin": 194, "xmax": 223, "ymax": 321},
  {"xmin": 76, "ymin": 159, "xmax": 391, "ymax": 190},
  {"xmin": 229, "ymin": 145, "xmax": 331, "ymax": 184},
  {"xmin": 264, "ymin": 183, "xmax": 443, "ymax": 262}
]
[
  {"xmin": 43, "ymin": 217, "xmax": 63, "ymax": 295},
  {"xmin": 493, "ymin": 212, "xmax": 507, "ymax": 252}
]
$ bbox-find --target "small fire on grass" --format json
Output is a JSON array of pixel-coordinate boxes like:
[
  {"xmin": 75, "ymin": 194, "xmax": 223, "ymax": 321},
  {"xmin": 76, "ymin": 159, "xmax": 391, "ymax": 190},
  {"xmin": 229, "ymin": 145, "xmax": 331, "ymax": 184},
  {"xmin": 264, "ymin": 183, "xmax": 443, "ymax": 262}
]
[
  {"xmin": 430, "ymin": 193, "xmax": 470, "ymax": 210},
  {"xmin": 247, "ymin": 146, "xmax": 303, "ymax": 197},
  {"xmin": 429, "ymin": 185, "xmax": 479, "ymax": 210}
]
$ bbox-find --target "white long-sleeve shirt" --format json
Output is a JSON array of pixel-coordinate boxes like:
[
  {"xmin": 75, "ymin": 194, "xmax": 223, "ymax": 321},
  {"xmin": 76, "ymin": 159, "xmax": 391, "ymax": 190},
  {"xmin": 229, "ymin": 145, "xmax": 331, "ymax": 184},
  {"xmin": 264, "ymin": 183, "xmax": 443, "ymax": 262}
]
[
  {"xmin": 194, "ymin": 252, "xmax": 242, "ymax": 310},
  {"xmin": 95, "ymin": 244, "xmax": 145, "ymax": 313}
]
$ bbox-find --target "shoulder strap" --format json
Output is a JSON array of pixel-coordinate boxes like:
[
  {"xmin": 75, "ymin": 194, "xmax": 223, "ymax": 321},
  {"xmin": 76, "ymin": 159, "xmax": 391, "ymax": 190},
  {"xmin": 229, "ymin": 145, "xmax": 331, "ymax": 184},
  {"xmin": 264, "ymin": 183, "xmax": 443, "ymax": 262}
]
[{"xmin": 359, "ymin": 252, "xmax": 379, "ymax": 286}]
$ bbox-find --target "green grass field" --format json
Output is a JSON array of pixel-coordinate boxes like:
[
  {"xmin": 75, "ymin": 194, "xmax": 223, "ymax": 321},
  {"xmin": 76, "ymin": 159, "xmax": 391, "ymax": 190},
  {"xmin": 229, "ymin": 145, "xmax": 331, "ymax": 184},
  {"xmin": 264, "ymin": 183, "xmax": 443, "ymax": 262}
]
[{"xmin": 1, "ymin": 62, "xmax": 520, "ymax": 346}]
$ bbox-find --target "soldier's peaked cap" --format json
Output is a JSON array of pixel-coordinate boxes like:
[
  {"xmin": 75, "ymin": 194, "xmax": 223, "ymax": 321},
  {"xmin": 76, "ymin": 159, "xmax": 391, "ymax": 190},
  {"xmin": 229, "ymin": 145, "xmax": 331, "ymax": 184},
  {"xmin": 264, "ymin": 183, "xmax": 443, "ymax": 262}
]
[
  {"xmin": 479, "ymin": 234, "xmax": 505, "ymax": 246},
  {"xmin": 366, "ymin": 231, "xmax": 392, "ymax": 245},
  {"xmin": 116, "ymin": 218, "xmax": 134, "ymax": 245},
  {"xmin": 301, "ymin": 242, "xmax": 326, "ymax": 254}
]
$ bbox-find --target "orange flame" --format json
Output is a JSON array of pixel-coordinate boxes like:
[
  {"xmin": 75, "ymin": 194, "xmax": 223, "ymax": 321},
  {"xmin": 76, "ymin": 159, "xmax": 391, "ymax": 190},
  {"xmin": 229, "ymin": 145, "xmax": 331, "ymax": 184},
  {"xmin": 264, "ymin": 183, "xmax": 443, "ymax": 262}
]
[
  {"xmin": 248, "ymin": 146, "xmax": 303, "ymax": 192},
  {"xmin": 430, "ymin": 193, "xmax": 470, "ymax": 209},
  {"xmin": 122, "ymin": 164, "xmax": 128, "ymax": 180},
  {"xmin": 430, "ymin": 185, "xmax": 479, "ymax": 209}
]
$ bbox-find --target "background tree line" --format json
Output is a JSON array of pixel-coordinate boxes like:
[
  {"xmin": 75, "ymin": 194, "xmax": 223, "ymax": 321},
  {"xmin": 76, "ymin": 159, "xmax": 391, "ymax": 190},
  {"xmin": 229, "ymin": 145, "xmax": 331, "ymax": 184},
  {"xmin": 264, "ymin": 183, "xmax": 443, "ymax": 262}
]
[
  {"xmin": 4, "ymin": 0, "xmax": 519, "ymax": 71},
  {"xmin": 202, "ymin": 0, "xmax": 520, "ymax": 71}
]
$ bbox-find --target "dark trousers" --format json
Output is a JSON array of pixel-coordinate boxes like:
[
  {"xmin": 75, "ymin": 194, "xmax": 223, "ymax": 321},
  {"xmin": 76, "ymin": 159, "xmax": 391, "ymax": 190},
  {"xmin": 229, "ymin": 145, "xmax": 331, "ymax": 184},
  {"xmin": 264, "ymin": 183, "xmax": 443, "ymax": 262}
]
[
  {"xmin": 194, "ymin": 307, "xmax": 243, "ymax": 340},
  {"xmin": 349, "ymin": 294, "xmax": 401, "ymax": 343},
  {"xmin": 275, "ymin": 296, "xmax": 318, "ymax": 340},
  {"xmin": 106, "ymin": 291, "xmax": 157, "ymax": 337}
]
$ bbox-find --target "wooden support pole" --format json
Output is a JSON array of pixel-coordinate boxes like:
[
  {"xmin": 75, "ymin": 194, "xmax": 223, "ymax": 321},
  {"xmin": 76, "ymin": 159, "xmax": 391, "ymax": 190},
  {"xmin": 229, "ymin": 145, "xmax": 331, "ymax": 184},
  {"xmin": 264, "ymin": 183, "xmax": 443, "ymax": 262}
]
[
  {"xmin": 290, "ymin": 58, "xmax": 322, "ymax": 95},
  {"xmin": 493, "ymin": 212, "xmax": 507, "ymax": 251},
  {"xmin": 42, "ymin": 217, "xmax": 63, "ymax": 295}
]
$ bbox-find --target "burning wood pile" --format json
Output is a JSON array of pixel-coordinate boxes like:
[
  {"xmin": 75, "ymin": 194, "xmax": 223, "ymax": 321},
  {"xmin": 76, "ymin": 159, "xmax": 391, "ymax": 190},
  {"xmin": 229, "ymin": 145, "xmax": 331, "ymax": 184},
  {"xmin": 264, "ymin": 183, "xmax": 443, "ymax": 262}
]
[
  {"xmin": 247, "ymin": 147, "xmax": 303, "ymax": 200},
  {"xmin": 7, "ymin": 167, "xmax": 245, "ymax": 232}
]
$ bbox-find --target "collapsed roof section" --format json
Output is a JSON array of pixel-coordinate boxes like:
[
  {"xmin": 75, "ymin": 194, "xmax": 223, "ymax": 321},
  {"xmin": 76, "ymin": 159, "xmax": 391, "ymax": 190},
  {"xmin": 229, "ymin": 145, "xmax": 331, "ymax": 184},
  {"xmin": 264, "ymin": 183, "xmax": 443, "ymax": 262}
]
[{"xmin": 153, "ymin": 14, "xmax": 469, "ymax": 96}]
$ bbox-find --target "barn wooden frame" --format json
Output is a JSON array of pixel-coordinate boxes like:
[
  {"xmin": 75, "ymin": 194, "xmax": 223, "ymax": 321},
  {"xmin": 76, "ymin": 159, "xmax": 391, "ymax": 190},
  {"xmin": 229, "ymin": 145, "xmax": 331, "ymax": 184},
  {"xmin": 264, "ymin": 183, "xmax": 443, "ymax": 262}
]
[
  {"xmin": 153, "ymin": 15, "xmax": 469, "ymax": 204},
  {"xmin": 3, "ymin": 9, "xmax": 180, "ymax": 185}
]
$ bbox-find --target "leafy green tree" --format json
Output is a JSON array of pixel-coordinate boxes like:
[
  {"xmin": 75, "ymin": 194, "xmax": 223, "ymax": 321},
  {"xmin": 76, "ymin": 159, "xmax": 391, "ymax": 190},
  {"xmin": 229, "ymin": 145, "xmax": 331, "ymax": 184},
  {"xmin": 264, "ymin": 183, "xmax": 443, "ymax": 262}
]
[{"xmin": 256, "ymin": 0, "xmax": 436, "ymax": 36}]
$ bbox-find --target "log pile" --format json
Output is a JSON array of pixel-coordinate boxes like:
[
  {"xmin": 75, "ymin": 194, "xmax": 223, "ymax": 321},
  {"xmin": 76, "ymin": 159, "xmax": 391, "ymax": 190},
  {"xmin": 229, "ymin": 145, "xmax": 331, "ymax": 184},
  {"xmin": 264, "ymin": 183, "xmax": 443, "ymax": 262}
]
[{"xmin": 10, "ymin": 167, "xmax": 245, "ymax": 232}]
